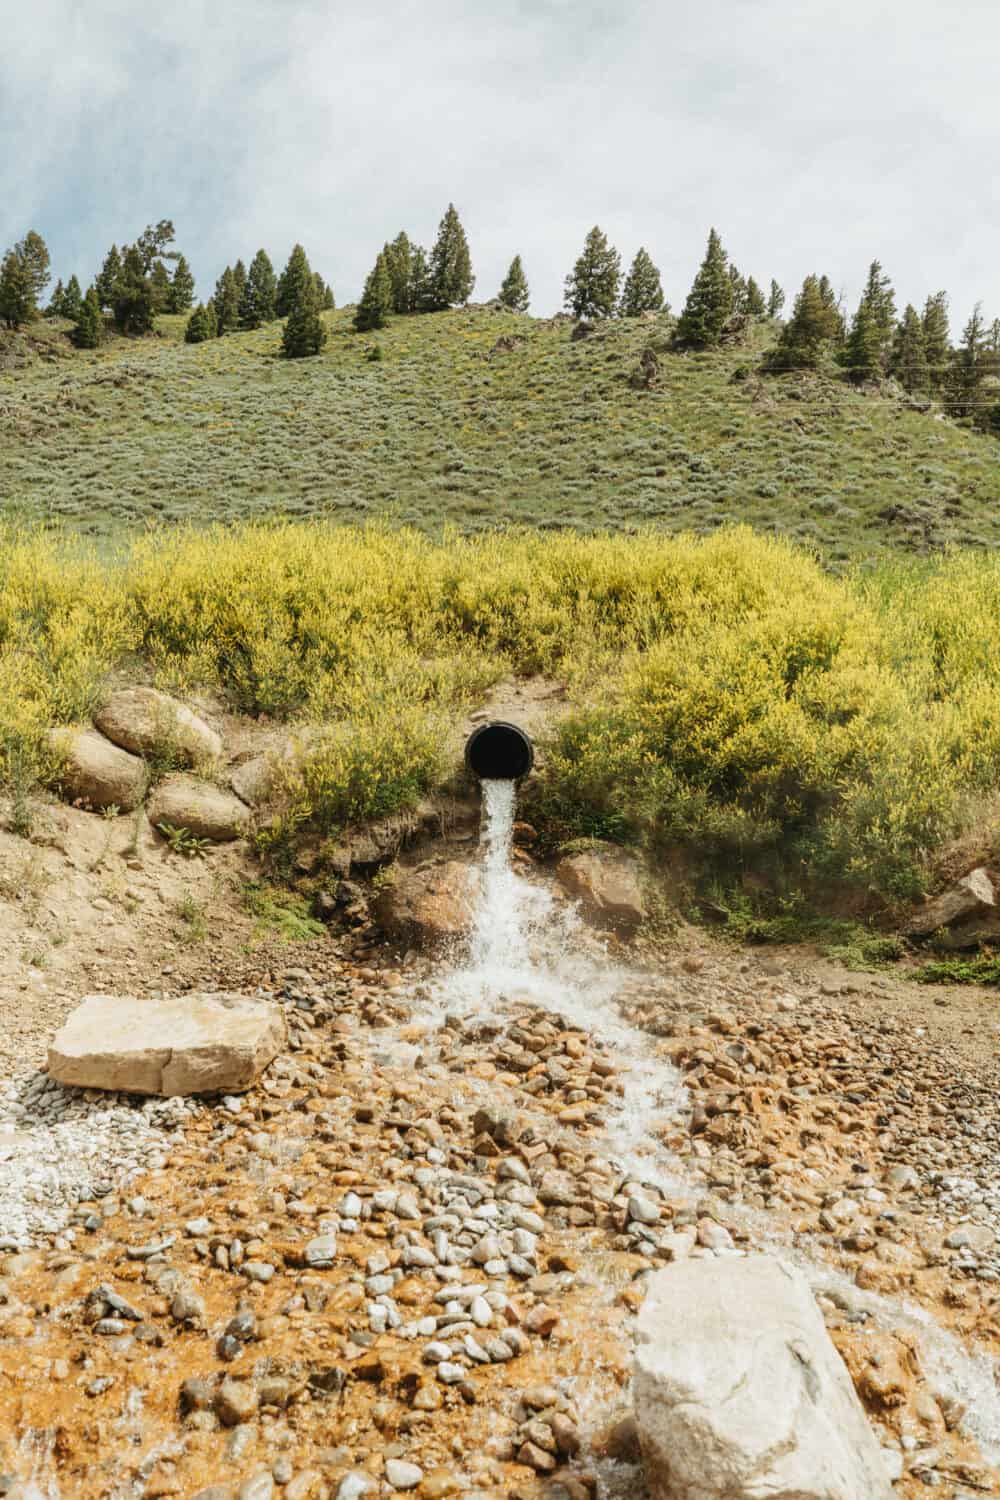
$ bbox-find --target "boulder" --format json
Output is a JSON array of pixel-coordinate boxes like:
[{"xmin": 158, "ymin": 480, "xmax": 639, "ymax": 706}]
[
  {"xmin": 555, "ymin": 845, "xmax": 646, "ymax": 932},
  {"xmin": 48, "ymin": 992, "xmax": 286, "ymax": 1096},
  {"xmin": 907, "ymin": 866, "xmax": 994, "ymax": 936},
  {"xmin": 229, "ymin": 755, "xmax": 274, "ymax": 808},
  {"xmin": 375, "ymin": 861, "xmax": 478, "ymax": 949},
  {"xmin": 47, "ymin": 727, "xmax": 146, "ymax": 812},
  {"xmin": 633, "ymin": 1257, "xmax": 892, "ymax": 1500},
  {"xmin": 94, "ymin": 687, "xmax": 222, "ymax": 767},
  {"xmin": 148, "ymin": 774, "xmax": 250, "ymax": 842}
]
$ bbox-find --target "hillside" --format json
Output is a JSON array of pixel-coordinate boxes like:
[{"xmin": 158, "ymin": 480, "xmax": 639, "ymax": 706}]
[{"xmin": 3, "ymin": 307, "xmax": 999, "ymax": 557}]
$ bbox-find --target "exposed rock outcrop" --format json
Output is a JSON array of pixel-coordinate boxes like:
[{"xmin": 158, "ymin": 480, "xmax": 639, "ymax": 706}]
[
  {"xmin": 907, "ymin": 866, "xmax": 995, "ymax": 937},
  {"xmin": 555, "ymin": 845, "xmax": 646, "ymax": 932},
  {"xmin": 48, "ymin": 992, "xmax": 286, "ymax": 1095},
  {"xmin": 374, "ymin": 860, "xmax": 478, "ymax": 949},
  {"xmin": 95, "ymin": 687, "xmax": 222, "ymax": 767},
  {"xmin": 633, "ymin": 1256, "xmax": 892, "ymax": 1500}
]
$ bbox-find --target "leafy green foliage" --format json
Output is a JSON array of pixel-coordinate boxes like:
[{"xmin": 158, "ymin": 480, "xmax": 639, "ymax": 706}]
[
  {"xmin": 914, "ymin": 952, "xmax": 1000, "ymax": 985},
  {"xmin": 184, "ymin": 302, "xmax": 218, "ymax": 343},
  {"xmin": 674, "ymin": 228, "xmax": 733, "ymax": 348},
  {"xmin": 354, "ymin": 253, "xmax": 393, "ymax": 332},
  {"xmin": 73, "ymin": 287, "xmax": 103, "ymax": 349},
  {"xmin": 243, "ymin": 881, "xmax": 325, "ymax": 942},
  {"xmin": 619, "ymin": 248, "xmax": 664, "ymax": 318},
  {"xmin": 564, "ymin": 226, "xmax": 621, "ymax": 320},
  {"xmin": 0, "ymin": 231, "xmax": 50, "ymax": 328},
  {"xmin": 281, "ymin": 285, "xmax": 326, "ymax": 358},
  {"xmin": 240, "ymin": 250, "xmax": 277, "ymax": 328},
  {"xmin": 276, "ymin": 244, "xmax": 313, "ymax": 318},
  {"xmin": 498, "ymin": 254, "xmax": 530, "ymax": 313},
  {"xmin": 766, "ymin": 275, "xmax": 843, "ymax": 370},
  {"xmin": 156, "ymin": 822, "xmax": 212, "ymax": 858},
  {"xmin": 428, "ymin": 203, "xmax": 475, "ymax": 309},
  {"xmin": 167, "ymin": 254, "xmax": 195, "ymax": 313}
]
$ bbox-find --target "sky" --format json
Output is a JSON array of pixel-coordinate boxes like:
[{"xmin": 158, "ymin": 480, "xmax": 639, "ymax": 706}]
[{"xmin": 3, "ymin": 0, "xmax": 999, "ymax": 327}]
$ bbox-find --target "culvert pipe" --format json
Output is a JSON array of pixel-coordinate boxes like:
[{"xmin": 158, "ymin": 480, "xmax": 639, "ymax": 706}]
[{"xmin": 464, "ymin": 721, "xmax": 534, "ymax": 781}]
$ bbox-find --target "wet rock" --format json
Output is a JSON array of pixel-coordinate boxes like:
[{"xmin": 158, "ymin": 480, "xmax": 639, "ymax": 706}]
[
  {"xmin": 95, "ymin": 686, "xmax": 222, "ymax": 766},
  {"xmin": 304, "ymin": 1233, "xmax": 338, "ymax": 1268},
  {"xmin": 47, "ymin": 727, "xmax": 146, "ymax": 812},
  {"xmin": 48, "ymin": 992, "xmax": 286, "ymax": 1096},
  {"xmin": 148, "ymin": 773, "xmax": 250, "ymax": 843},
  {"xmin": 214, "ymin": 1377, "xmax": 258, "ymax": 1427},
  {"xmin": 555, "ymin": 846, "xmax": 647, "ymax": 932},
  {"xmin": 634, "ymin": 1257, "xmax": 893, "ymax": 1499},
  {"xmin": 374, "ymin": 860, "xmax": 478, "ymax": 948},
  {"xmin": 384, "ymin": 1459, "xmax": 423, "ymax": 1490}
]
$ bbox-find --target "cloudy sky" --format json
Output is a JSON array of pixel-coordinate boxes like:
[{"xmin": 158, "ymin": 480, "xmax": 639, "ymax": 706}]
[{"xmin": 3, "ymin": 0, "xmax": 998, "ymax": 326}]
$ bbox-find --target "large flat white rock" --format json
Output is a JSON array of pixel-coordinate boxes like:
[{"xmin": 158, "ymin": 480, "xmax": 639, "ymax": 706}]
[
  {"xmin": 634, "ymin": 1255, "xmax": 892, "ymax": 1500},
  {"xmin": 48, "ymin": 993, "xmax": 286, "ymax": 1096}
]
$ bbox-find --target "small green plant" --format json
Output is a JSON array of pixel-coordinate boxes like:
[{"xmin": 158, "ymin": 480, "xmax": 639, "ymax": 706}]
[
  {"xmin": 174, "ymin": 891, "xmax": 208, "ymax": 943},
  {"xmin": 243, "ymin": 881, "xmax": 325, "ymax": 943},
  {"xmin": 3, "ymin": 733, "xmax": 36, "ymax": 839},
  {"xmin": 157, "ymin": 821, "xmax": 212, "ymax": 858},
  {"xmin": 913, "ymin": 952, "xmax": 1000, "ymax": 986}
]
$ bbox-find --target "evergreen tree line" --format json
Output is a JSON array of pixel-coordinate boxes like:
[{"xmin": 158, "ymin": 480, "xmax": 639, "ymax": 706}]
[{"xmin": 5, "ymin": 215, "xmax": 1000, "ymax": 410}]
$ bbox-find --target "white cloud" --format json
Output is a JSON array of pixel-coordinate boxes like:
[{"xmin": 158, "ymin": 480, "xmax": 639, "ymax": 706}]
[{"xmin": 2, "ymin": 0, "xmax": 998, "ymax": 328}]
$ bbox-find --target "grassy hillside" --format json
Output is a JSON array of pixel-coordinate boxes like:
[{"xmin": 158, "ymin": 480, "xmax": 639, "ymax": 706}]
[{"xmin": 3, "ymin": 307, "xmax": 999, "ymax": 557}]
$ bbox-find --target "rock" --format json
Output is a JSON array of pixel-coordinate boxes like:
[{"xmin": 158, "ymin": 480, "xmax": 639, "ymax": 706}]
[
  {"xmin": 48, "ymin": 992, "xmax": 286, "ymax": 1096},
  {"xmin": 374, "ymin": 861, "xmax": 478, "ymax": 949},
  {"xmin": 230, "ymin": 755, "xmax": 275, "ymax": 808},
  {"xmin": 907, "ymin": 867, "xmax": 994, "ymax": 936},
  {"xmin": 304, "ymin": 1233, "xmax": 338, "ymax": 1268},
  {"xmin": 336, "ymin": 1477, "xmax": 374, "ymax": 1500},
  {"xmin": 47, "ymin": 727, "xmax": 146, "ymax": 812},
  {"xmin": 555, "ymin": 846, "xmax": 646, "ymax": 932},
  {"xmin": 934, "ymin": 908, "xmax": 1000, "ymax": 950},
  {"xmin": 384, "ymin": 1460, "xmax": 423, "ymax": 1491},
  {"xmin": 214, "ymin": 1378, "xmax": 258, "ymax": 1427},
  {"xmin": 633, "ymin": 1257, "xmax": 892, "ymax": 1500},
  {"xmin": 570, "ymin": 320, "xmax": 594, "ymax": 341},
  {"xmin": 147, "ymin": 773, "xmax": 249, "ymax": 842},
  {"xmin": 94, "ymin": 686, "xmax": 222, "ymax": 767}
]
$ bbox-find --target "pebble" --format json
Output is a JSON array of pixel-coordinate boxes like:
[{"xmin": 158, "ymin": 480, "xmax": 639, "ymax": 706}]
[{"xmin": 384, "ymin": 1460, "xmax": 423, "ymax": 1490}]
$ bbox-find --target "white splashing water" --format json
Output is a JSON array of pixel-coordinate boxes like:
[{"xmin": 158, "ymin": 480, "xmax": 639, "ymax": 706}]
[
  {"xmin": 426, "ymin": 776, "xmax": 1000, "ymax": 1463},
  {"xmin": 431, "ymin": 779, "xmax": 688, "ymax": 1188}
]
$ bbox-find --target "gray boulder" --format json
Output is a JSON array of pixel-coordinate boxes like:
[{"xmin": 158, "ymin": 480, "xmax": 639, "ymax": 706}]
[
  {"xmin": 633, "ymin": 1256, "xmax": 892, "ymax": 1500},
  {"xmin": 47, "ymin": 727, "xmax": 146, "ymax": 812},
  {"xmin": 907, "ymin": 866, "xmax": 994, "ymax": 937},
  {"xmin": 148, "ymin": 774, "xmax": 249, "ymax": 842},
  {"xmin": 555, "ymin": 845, "xmax": 646, "ymax": 932},
  {"xmin": 95, "ymin": 686, "xmax": 222, "ymax": 767}
]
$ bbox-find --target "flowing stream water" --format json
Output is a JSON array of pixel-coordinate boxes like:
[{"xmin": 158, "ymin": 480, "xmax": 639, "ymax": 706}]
[{"xmin": 414, "ymin": 777, "xmax": 1000, "ymax": 1466}]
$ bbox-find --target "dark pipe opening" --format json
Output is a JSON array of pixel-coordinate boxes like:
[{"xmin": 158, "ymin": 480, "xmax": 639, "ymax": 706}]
[{"xmin": 465, "ymin": 721, "xmax": 534, "ymax": 781}]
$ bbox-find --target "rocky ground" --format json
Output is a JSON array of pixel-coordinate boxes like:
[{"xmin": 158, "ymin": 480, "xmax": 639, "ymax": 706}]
[{"xmin": 1, "ymin": 902, "xmax": 999, "ymax": 1499}]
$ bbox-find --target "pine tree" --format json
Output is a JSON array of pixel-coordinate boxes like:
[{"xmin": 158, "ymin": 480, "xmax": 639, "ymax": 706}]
[
  {"xmin": 354, "ymin": 252, "xmax": 393, "ymax": 332},
  {"xmin": 564, "ymin": 226, "xmax": 621, "ymax": 320},
  {"xmin": 428, "ymin": 203, "xmax": 475, "ymax": 310},
  {"xmin": 843, "ymin": 297, "xmax": 884, "ymax": 383},
  {"xmin": 861, "ymin": 260, "xmax": 896, "ymax": 347},
  {"xmin": 233, "ymin": 260, "xmax": 248, "ymax": 301},
  {"xmin": 213, "ymin": 267, "xmax": 240, "ymax": 334},
  {"xmin": 766, "ymin": 275, "xmax": 842, "ymax": 370},
  {"xmin": 111, "ymin": 245, "xmax": 156, "ymax": 334},
  {"xmin": 150, "ymin": 260, "xmax": 171, "ymax": 313},
  {"xmin": 95, "ymin": 245, "xmax": 122, "ymax": 311},
  {"xmin": 19, "ymin": 231, "xmax": 51, "ymax": 307},
  {"xmin": 276, "ymin": 244, "xmax": 312, "ymax": 317},
  {"xmin": 385, "ymin": 232, "xmax": 414, "ymax": 313},
  {"xmin": 744, "ymin": 276, "xmax": 766, "ymax": 318},
  {"xmin": 46, "ymin": 279, "xmax": 65, "ymax": 317},
  {"xmin": 728, "ymin": 263, "xmax": 749, "ymax": 315},
  {"xmin": 73, "ymin": 286, "xmax": 103, "ymax": 349},
  {"xmin": 619, "ymin": 248, "xmax": 663, "ymax": 318},
  {"xmin": 313, "ymin": 271, "xmax": 333, "ymax": 309},
  {"xmin": 947, "ymin": 304, "xmax": 986, "ymax": 417},
  {"xmin": 817, "ymin": 276, "xmax": 845, "ymax": 342},
  {"xmin": 674, "ymin": 228, "xmax": 733, "ymax": 348},
  {"xmin": 168, "ymin": 254, "xmax": 195, "ymax": 313},
  {"xmin": 184, "ymin": 302, "xmax": 218, "ymax": 343},
  {"xmin": 240, "ymin": 250, "xmax": 277, "ymax": 328},
  {"xmin": 890, "ymin": 305, "xmax": 929, "ymax": 393},
  {"xmin": 922, "ymin": 292, "xmax": 951, "ymax": 387},
  {"xmin": 988, "ymin": 318, "xmax": 1000, "ymax": 354},
  {"xmin": 409, "ymin": 245, "xmax": 433, "ymax": 312},
  {"xmin": 767, "ymin": 280, "xmax": 785, "ymax": 319},
  {"xmin": 321, "ymin": 282, "xmax": 335, "ymax": 310},
  {"xmin": 0, "ymin": 231, "xmax": 50, "ymax": 326},
  {"xmin": 61, "ymin": 274, "xmax": 83, "ymax": 320},
  {"xmin": 498, "ymin": 254, "xmax": 531, "ymax": 313},
  {"xmin": 282, "ymin": 281, "xmax": 326, "ymax": 358}
]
